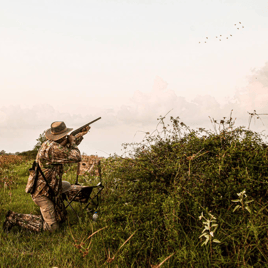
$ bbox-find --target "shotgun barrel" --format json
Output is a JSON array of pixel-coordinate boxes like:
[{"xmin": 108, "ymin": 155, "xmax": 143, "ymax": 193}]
[{"xmin": 70, "ymin": 117, "xmax": 101, "ymax": 136}]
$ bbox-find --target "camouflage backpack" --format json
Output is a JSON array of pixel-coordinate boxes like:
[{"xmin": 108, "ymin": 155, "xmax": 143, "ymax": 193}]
[{"xmin": 25, "ymin": 161, "xmax": 38, "ymax": 194}]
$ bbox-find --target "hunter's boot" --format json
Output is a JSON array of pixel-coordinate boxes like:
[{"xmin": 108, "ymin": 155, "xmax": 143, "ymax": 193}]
[
  {"xmin": 3, "ymin": 210, "xmax": 43, "ymax": 233},
  {"xmin": 3, "ymin": 211, "xmax": 15, "ymax": 232}
]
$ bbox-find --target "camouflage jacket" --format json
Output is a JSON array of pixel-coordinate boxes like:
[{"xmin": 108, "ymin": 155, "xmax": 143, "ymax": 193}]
[{"xmin": 32, "ymin": 138, "xmax": 82, "ymax": 222}]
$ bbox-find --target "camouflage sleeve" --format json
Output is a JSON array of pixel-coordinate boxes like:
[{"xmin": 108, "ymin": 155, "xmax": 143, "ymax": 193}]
[
  {"xmin": 47, "ymin": 142, "xmax": 82, "ymax": 164},
  {"xmin": 75, "ymin": 136, "xmax": 83, "ymax": 146}
]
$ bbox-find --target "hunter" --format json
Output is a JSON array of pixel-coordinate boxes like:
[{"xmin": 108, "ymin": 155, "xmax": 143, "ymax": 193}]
[{"xmin": 3, "ymin": 121, "xmax": 90, "ymax": 232}]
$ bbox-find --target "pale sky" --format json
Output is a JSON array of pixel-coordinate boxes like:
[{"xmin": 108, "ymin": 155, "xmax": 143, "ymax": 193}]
[{"xmin": 1, "ymin": 0, "xmax": 268, "ymax": 156}]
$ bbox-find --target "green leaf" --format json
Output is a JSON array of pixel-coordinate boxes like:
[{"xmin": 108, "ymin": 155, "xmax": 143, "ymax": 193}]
[
  {"xmin": 231, "ymin": 199, "xmax": 240, "ymax": 203},
  {"xmin": 201, "ymin": 237, "xmax": 210, "ymax": 246},
  {"xmin": 245, "ymin": 206, "xmax": 251, "ymax": 213},
  {"xmin": 233, "ymin": 205, "xmax": 241, "ymax": 212},
  {"xmin": 199, "ymin": 233, "xmax": 209, "ymax": 239},
  {"xmin": 203, "ymin": 226, "xmax": 209, "ymax": 231},
  {"xmin": 213, "ymin": 239, "xmax": 221, "ymax": 243}
]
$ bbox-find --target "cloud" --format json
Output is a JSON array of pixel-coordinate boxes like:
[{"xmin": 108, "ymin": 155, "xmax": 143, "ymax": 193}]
[
  {"xmin": 232, "ymin": 62, "xmax": 268, "ymax": 113},
  {"xmin": 0, "ymin": 104, "xmax": 91, "ymax": 130},
  {"xmin": 117, "ymin": 76, "xmax": 190, "ymax": 126},
  {"xmin": 115, "ymin": 76, "xmax": 226, "ymax": 130},
  {"xmin": 115, "ymin": 64, "xmax": 268, "ymax": 132},
  {"xmin": 247, "ymin": 62, "xmax": 268, "ymax": 87},
  {"xmin": 2, "ymin": 63, "xmax": 268, "ymax": 155}
]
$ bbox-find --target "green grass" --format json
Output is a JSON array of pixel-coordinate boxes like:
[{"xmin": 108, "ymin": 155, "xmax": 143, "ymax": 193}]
[{"xmin": 1, "ymin": 115, "xmax": 268, "ymax": 267}]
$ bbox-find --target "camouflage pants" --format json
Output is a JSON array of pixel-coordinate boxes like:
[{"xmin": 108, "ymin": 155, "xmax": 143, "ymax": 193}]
[
  {"xmin": 4, "ymin": 196, "xmax": 59, "ymax": 233},
  {"xmin": 32, "ymin": 195, "xmax": 59, "ymax": 232},
  {"xmin": 4, "ymin": 211, "xmax": 43, "ymax": 232}
]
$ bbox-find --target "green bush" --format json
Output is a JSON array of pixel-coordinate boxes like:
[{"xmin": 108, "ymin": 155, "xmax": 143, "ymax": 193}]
[{"xmin": 99, "ymin": 115, "xmax": 268, "ymax": 267}]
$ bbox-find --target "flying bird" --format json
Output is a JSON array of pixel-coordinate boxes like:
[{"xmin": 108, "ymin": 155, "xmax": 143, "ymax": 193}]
[
  {"xmin": 242, "ymin": 26, "xmax": 244, "ymax": 28},
  {"xmin": 216, "ymin": 36, "xmax": 218, "ymax": 38},
  {"xmin": 230, "ymin": 34, "xmax": 232, "ymax": 36},
  {"xmin": 226, "ymin": 37, "xmax": 228, "ymax": 39},
  {"xmin": 234, "ymin": 24, "xmax": 236, "ymax": 26},
  {"xmin": 219, "ymin": 39, "xmax": 221, "ymax": 41},
  {"xmin": 205, "ymin": 41, "xmax": 206, "ymax": 43},
  {"xmin": 237, "ymin": 28, "xmax": 239, "ymax": 30},
  {"xmin": 220, "ymin": 35, "xmax": 222, "ymax": 36},
  {"xmin": 239, "ymin": 22, "xmax": 241, "ymax": 24},
  {"xmin": 206, "ymin": 37, "xmax": 208, "ymax": 39}
]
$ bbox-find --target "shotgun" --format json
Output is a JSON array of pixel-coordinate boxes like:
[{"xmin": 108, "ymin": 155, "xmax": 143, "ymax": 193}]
[{"xmin": 70, "ymin": 117, "xmax": 101, "ymax": 136}]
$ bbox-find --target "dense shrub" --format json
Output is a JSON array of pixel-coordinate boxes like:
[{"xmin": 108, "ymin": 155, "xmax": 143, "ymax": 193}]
[{"xmin": 99, "ymin": 115, "xmax": 268, "ymax": 267}]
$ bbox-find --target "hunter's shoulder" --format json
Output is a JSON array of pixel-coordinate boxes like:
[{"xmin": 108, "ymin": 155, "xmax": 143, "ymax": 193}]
[
  {"xmin": 37, "ymin": 140, "xmax": 58, "ymax": 157},
  {"xmin": 39, "ymin": 140, "xmax": 55, "ymax": 151}
]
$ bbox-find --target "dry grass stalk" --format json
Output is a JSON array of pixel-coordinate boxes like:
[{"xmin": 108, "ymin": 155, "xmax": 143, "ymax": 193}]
[
  {"xmin": 106, "ymin": 231, "xmax": 137, "ymax": 263},
  {"xmin": 150, "ymin": 253, "xmax": 175, "ymax": 268}
]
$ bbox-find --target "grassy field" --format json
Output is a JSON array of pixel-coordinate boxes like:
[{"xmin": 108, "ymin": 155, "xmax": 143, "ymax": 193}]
[{"xmin": 1, "ymin": 116, "xmax": 268, "ymax": 267}]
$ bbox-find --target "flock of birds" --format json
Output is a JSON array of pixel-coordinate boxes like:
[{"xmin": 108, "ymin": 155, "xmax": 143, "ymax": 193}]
[{"xmin": 199, "ymin": 22, "xmax": 244, "ymax": 44}]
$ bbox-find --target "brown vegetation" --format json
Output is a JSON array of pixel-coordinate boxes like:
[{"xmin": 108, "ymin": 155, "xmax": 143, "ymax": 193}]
[{"xmin": 0, "ymin": 155, "xmax": 25, "ymax": 169}]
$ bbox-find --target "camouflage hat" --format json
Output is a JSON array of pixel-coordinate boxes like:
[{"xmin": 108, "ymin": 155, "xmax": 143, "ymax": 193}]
[{"xmin": 45, "ymin": 121, "xmax": 73, "ymax": 141}]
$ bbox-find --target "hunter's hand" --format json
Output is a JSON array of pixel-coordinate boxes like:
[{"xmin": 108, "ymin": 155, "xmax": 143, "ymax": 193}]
[
  {"xmin": 75, "ymin": 126, "xmax": 90, "ymax": 139},
  {"xmin": 60, "ymin": 137, "xmax": 68, "ymax": 146},
  {"xmin": 67, "ymin": 135, "xmax": 76, "ymax": 147},
  {"xmin": 82, "ymin": 126, "xmax": 90, "ymax": 135}
]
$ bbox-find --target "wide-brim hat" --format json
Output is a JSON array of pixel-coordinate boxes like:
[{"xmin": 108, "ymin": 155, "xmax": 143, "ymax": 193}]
[{"xmin": 45, "ymin": 121, "xmax": 73, "ymax": 141}]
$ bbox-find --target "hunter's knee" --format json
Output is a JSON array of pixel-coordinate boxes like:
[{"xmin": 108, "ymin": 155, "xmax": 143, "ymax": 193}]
[
  {"xmin": 49, "ymin": 222, "xmax": 60, "ymax": 232},
  {"xmin": 43, "ymin": 221, "xmax": 59, "ymax": 232}
]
